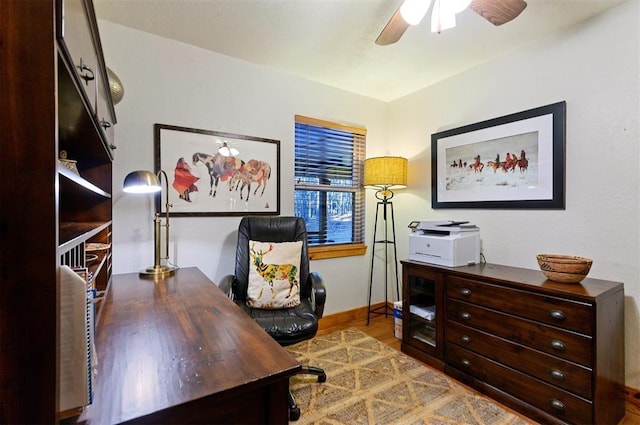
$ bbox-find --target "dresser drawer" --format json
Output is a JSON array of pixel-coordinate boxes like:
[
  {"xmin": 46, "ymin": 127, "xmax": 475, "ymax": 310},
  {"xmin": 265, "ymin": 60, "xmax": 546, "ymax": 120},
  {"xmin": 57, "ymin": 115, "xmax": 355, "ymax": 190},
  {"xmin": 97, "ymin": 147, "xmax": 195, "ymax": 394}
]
[
  {"xmin": 447, "ymin": 344, "xmax": 593, "ymax": 425},
  {"xmin": 447, "ymin": 275, "xmax": 594, "ymax": 335},
  {"xmin": 447, "ymin": 321, "xmax": 592, "ymax": 400},
  {"xmin": 447, "ymin": 298, "xmax": 593, "ymax": 366}
]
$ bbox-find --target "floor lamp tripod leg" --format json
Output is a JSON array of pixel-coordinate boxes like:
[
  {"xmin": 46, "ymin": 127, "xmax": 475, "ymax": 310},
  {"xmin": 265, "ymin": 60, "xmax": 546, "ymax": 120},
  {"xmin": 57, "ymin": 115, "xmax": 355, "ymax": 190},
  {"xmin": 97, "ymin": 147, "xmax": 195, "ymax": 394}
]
[
  {"xmin": 390, "ymin": 201, "xmax": 400, "ymax": 303},
  {"xmin": 366, "ymin": 202, "xmax": 380, "ymax": 325}
]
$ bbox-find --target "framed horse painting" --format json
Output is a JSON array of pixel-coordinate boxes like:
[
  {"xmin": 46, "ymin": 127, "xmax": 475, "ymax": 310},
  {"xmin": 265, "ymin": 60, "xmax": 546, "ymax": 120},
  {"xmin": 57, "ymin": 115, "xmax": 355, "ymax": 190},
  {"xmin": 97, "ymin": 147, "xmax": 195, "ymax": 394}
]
[
  {"xmin": 431, "ymin": 101, "xmax": 566, "ymax": 209},
  {"xmin": 154, "ymin": 124, "xmax": 280, "ymax": 216}
]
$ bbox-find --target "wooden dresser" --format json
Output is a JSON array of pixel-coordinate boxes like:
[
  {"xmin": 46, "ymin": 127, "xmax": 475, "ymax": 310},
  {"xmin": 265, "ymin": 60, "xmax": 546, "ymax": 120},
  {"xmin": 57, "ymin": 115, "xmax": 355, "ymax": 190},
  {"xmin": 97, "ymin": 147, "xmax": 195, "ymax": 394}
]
[{"xmin": 401, "ymin": 260, "xmax": 625, "ymax": 425}]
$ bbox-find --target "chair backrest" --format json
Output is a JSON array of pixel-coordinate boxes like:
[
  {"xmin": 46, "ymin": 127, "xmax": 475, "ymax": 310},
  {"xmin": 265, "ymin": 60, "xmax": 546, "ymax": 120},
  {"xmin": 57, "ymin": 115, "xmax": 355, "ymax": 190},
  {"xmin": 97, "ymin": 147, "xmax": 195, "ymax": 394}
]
[{"xmin": 233, "ymin": 216, "xmax": 311, "ymax": 302}]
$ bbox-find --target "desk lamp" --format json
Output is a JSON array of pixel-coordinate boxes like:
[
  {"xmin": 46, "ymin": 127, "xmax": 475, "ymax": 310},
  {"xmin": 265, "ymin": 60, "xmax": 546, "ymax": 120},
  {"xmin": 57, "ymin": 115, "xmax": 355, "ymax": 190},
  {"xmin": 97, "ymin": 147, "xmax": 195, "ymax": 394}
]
[
  {"xmin": 123, "ymin": 170, "xmax": 177, "ymax": 278},
  {"xmin": 364, "ymin": 156, "xmax": 408, "ymax": 324}
]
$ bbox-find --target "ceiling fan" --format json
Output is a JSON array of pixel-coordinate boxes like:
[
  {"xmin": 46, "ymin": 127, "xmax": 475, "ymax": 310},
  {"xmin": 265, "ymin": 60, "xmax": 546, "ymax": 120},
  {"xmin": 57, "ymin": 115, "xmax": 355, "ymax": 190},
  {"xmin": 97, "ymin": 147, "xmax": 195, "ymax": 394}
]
[{"xmin": 376, "ymin": 0, "xmax": 527, "ymax": 45}]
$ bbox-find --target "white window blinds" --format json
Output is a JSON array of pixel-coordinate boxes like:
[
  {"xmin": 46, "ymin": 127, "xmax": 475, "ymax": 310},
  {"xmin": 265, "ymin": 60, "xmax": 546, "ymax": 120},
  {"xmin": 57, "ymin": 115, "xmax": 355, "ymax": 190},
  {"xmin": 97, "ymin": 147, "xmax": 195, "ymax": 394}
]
[{"xmin": 294, "ymin": 115, "xmax": 366, "ymax": 245}]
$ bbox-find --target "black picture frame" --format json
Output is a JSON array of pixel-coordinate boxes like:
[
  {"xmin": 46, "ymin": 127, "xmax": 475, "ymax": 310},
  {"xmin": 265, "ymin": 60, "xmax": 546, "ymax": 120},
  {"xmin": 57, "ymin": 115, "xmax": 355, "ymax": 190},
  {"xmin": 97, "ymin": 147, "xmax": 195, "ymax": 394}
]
[
  {"xmin": 431, "ymin": 101, "xmax": 566, "ymax": 209},
  {"xmin": 154, "ymin": 124, "xmax": 280, "ymax": 217}
]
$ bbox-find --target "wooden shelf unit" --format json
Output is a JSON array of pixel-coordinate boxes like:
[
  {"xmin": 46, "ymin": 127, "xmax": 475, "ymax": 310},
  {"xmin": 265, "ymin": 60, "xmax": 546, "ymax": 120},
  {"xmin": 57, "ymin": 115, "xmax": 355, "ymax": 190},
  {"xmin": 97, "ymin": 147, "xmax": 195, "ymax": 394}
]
[{"xmin": 1, "ymin": 0, "xmax": 115, "ymax": 422}]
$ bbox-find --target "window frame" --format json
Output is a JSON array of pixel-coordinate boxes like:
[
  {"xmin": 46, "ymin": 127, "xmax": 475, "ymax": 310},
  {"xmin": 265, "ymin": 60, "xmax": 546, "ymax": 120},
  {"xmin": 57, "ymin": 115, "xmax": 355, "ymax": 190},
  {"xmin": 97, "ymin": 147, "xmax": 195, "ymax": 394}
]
[{"xmin": 294, "ymin": 115, "xmax": 367, "ymax": 259}]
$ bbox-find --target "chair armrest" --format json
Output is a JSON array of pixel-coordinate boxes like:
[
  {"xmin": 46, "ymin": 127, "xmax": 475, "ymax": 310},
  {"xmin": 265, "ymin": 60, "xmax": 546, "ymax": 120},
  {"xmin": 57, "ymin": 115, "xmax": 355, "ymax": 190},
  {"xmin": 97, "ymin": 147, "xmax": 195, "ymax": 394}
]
[
  {"xmin": 309, "ymin": 271, "xmax": 326, "ymax": 318},
  {"xmin": 217, "ymin": 274, "xmax": 236, "ymax": 300}
]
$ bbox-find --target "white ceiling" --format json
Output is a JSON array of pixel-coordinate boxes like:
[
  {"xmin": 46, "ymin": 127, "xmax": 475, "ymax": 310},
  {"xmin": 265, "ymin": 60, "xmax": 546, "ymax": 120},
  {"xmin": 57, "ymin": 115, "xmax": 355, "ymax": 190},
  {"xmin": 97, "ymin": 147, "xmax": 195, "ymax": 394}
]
[{"xmin": 94, "ymin": 0, "xmax": 626, "ymax": 102}]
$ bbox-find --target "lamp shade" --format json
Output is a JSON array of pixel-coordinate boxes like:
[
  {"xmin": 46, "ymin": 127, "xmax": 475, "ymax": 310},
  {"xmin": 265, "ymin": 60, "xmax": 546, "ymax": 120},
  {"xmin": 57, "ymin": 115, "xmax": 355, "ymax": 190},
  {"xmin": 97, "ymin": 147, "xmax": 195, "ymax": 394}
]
[
  {"xmin": 123, "ymin": 170, "xmax": 161, "ymax": 193},
  {"xmin": 364, "ymin": 156, "xmax": 408, "ymax": 189}
]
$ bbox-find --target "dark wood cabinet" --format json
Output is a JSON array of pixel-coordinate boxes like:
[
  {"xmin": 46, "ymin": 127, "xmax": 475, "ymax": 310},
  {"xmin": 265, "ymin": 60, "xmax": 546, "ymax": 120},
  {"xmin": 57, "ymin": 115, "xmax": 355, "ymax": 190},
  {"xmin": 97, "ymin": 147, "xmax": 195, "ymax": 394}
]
[
  {"xmin": 401, "ymin": 260, "xmax": 625, "ymax": 425},
  {"xmin": 1, "ymin": 0, "xmax": 115, "ymax": 422},
  {"xmin": 401, "ymin": 261, "xmax": 445, "ymax": 370}
]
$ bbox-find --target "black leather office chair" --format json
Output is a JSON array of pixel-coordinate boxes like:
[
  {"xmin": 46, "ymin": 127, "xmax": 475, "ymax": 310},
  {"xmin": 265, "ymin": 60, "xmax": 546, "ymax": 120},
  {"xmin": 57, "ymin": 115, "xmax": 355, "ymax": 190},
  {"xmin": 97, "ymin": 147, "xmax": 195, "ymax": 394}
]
[{"xmin": 218, "ymin": 216, "xmax": 326, "ymax": 421}]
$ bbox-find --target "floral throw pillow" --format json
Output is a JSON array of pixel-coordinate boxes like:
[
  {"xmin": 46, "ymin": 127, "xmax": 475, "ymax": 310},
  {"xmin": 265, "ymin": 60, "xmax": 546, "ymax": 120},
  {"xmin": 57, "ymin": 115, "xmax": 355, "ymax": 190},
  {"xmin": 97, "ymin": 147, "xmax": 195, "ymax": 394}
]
[{"xmin": 247, "ymin": 240, "xmax": 302, "ymax": 309}]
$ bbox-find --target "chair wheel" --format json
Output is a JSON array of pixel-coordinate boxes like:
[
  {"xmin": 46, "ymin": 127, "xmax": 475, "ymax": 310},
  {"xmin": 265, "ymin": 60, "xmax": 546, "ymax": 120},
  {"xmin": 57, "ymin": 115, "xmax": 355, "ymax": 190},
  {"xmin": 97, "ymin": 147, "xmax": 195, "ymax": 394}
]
[
  {"xmin": 289, "ymin": 406, "xmax": 301, "ymax": 421},
  {"xmin": 318, "ymin": 373, "xmax": 327, "ymax": 383}
]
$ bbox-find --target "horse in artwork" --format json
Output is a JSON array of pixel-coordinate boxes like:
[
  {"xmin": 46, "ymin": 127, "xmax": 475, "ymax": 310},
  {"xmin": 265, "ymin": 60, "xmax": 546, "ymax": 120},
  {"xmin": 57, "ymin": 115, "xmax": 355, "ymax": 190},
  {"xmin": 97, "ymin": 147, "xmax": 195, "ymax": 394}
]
[
  {"xmin": 469, "ymin": 155, "xmax": 484, "ymax": 173},
  {"xmin": 192, "ymin": 152, "xmax": 244, "ymax": 197},
  {"xmin": 517, "ymin": 150, "xmax": 529, "ymax": 173},
  {"xmin": 486, "ymin": 161, "xmax": 501, "ymax": 173},
  {"xmin": 229, "ymin": 159, "xmax": 271, "ymax": 201},
  {"xmin": 503, "ymin": 152, "xmax": 518, "ymax": 172}
]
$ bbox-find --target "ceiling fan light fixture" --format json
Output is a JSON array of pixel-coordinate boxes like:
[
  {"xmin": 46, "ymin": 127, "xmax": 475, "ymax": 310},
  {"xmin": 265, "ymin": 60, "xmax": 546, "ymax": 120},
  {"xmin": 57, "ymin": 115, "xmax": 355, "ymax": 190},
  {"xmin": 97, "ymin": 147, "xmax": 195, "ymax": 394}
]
[
  {"xmin": 431, "ymin": 0, "xmax": 456, "ymax": 33},
  {"xmin": 400, "ymin": 0, "xmax": 433, "ymax": 25},
  {"xmin": 376, "ymin": 0, "xmax": 526, "ymax": 45},
  {"xmin": 450, "ymin": 0, "xmax": 473, "ymax": 14}
]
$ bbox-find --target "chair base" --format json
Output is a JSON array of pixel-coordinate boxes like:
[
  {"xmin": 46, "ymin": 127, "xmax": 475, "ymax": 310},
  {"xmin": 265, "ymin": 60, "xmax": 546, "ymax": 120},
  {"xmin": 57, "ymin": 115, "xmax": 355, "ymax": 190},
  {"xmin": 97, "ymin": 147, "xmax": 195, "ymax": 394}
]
[{"xmin": 288, "ymin": 366, "xmax": 326, "ymax": 421}]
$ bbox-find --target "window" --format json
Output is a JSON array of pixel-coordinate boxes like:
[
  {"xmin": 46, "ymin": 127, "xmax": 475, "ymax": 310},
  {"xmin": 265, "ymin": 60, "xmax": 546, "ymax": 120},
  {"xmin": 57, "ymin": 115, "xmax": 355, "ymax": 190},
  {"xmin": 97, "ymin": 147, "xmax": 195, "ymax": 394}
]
[{"xmin": 294, "ymin": 115, "xmax": 366, "ymax": 258}]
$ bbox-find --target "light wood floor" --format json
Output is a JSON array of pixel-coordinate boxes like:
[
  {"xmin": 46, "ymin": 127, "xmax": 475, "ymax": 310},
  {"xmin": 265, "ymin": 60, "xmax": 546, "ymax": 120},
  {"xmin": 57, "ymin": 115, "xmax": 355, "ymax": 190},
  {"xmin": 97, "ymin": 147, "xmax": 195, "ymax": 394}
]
[{"xmin": 318, "ymin": 314, "xmax": 640, "ymax": 425}]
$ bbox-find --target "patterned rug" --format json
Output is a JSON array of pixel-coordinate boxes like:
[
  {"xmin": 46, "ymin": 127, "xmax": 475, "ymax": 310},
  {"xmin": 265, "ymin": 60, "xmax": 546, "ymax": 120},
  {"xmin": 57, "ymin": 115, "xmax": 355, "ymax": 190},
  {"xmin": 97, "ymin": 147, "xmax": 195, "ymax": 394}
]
[{"xmin": 286, "ymin": 329, "xmax": 535, "ymax": 425}]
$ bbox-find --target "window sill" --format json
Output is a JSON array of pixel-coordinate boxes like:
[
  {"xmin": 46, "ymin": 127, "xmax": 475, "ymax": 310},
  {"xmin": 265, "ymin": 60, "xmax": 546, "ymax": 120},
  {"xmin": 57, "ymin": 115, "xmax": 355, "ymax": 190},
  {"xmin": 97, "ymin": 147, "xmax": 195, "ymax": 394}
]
[{"xmin": 309, "ymin": 244, "xmax": 367, "ymax": 260}]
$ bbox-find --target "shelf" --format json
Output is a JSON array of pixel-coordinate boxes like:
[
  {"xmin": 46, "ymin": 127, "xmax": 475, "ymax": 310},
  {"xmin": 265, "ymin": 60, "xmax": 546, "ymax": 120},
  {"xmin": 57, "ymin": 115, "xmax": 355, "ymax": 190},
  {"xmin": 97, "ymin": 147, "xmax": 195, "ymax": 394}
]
[
  {"xmin": 411, "ymin": 325, "xmax": 436, "ymax": 347},
  {"xmin": 410, "ymin": 312, "xmax": 436, "ymax": 326},
  {"xmin": 409, "ymin": 278, "xmax": 436, "ymax": 296},
  {"xmin": 58, "ymin": 164, "xmax": 111, "ymax": 197},
  {"xmin": 59, "ymin": 221, "xmax": 111, "ymax": 251}
]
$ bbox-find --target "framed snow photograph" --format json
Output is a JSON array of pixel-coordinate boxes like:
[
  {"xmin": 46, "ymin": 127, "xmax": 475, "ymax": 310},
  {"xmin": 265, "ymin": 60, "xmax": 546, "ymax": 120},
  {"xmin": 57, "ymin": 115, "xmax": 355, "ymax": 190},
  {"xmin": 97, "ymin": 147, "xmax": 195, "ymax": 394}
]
[
  {"xmin": 154, "ymin": 124, "xmax": 280, "ymax": 217},
  {"xmin": 431, "ymin": 101, "xmax": 566, "ymax": 209}
]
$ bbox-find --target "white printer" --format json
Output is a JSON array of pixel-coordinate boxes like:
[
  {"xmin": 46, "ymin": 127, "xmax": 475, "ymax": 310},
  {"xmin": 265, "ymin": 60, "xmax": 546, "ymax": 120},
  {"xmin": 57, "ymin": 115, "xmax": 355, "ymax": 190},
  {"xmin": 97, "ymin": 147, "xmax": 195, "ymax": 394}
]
[{"xmin": 408, "ymin": 220, "xmax": 480, "ymax": 267}]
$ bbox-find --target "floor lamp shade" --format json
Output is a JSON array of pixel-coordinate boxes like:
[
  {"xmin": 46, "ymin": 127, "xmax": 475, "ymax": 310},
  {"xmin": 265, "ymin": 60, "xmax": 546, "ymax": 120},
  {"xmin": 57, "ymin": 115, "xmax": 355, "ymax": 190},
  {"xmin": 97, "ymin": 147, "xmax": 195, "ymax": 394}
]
[{"xmin": 364, "ymin": 156, "xmax": 408, "ymax": 190}]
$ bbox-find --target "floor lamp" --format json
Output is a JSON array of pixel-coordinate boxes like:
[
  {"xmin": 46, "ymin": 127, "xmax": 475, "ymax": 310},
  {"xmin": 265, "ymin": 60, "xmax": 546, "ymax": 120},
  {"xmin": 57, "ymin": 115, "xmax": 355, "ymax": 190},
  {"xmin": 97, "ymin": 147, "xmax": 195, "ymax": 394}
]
[
  {"xmin": 123, "ymin": 170, "xmax": 178, "ymax": 279},
  {"xmin": 364, "ymin": 156, "xmax": 408, "ymax": 325}
]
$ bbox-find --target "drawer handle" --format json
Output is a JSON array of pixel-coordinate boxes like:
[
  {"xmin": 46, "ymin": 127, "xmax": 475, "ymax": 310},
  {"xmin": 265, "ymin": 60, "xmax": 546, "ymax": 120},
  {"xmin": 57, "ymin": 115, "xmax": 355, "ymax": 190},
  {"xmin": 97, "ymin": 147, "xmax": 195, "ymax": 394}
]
[
  {"xmin": 549, "ymin": 310, "xmax": 566, "ymax": 321},
  {"xmin": 460, "ymin": 288, "xmax": 471, "ymax": 296},
  {"xmin": 77, "ymin": 58, "xmax": 95, "ymax": 85},
  {"xmin": 550, "ymin": 369, "xmax": 566, "ymax": 381},
  {"xmin": 550, "ymin": 340, "xmax": 567, "ymax": 351},
  {"xmin": 549, "ymin": 399, "xmax": 566, "ymax": 412},
  {"xmin": 460, "ymin": 312, "xmax": 471, "ymax": 321},
  {"xmin": 100, "ymin": 120, "xmax": 112, "ymax": 129},
  {"xmin": 461, "ymin": 358, "xmax": 471, "ymax": 368},
  {"xmin": 461, "ymin": 335, "xmax": 471, "ymax": 344}
]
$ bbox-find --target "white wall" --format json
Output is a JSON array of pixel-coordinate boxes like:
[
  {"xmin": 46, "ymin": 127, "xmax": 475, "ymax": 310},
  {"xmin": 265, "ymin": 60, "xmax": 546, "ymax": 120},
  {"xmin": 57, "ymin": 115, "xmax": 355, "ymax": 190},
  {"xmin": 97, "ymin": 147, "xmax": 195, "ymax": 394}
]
[
  {"xmin": 388, "ymin": 0, "xmax": 640, "ymax": 388},
  {"xmin": 99, "ymin": 22, "xmax": 390, "ymax": 316},
  {"xmin": 100, "ymin": 0, "xmax": 639, "ymax": 388}
]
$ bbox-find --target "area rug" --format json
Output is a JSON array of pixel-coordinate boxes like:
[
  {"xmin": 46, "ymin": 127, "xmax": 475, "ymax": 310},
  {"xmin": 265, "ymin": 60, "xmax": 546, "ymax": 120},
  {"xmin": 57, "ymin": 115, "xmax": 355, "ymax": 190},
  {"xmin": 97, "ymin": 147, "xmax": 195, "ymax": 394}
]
[{"xmin": 286, "ymin": 328, "xmax": 535, "ymax": 425}]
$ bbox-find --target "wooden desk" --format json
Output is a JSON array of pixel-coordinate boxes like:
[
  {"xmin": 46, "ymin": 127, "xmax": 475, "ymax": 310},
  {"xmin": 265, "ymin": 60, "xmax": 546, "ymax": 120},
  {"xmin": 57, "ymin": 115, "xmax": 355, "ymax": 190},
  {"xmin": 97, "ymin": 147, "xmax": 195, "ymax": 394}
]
[{"xmin": 77, "ymin": 267, "xmax": 300, "ymax": 424}]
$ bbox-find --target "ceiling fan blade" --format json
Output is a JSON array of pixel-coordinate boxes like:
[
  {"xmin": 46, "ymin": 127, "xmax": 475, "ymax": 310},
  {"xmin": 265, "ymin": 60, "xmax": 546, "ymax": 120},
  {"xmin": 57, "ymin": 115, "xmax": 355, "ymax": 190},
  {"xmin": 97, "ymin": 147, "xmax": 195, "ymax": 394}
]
[
  {"xmin": 470, "ymin": 0, "xmax": 527, "ymax": 26},
  {"xmin": 375, "ymin": 6, "xmax": 410, "ymax": 45}
]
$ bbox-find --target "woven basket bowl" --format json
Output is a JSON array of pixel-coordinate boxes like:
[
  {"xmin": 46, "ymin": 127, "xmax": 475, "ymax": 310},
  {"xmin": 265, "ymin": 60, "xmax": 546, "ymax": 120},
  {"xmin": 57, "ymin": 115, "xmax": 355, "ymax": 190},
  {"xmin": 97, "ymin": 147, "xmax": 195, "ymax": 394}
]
[{"xmin": 536, "ymin": 254, "xmax": 593, "ymax": 283}]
